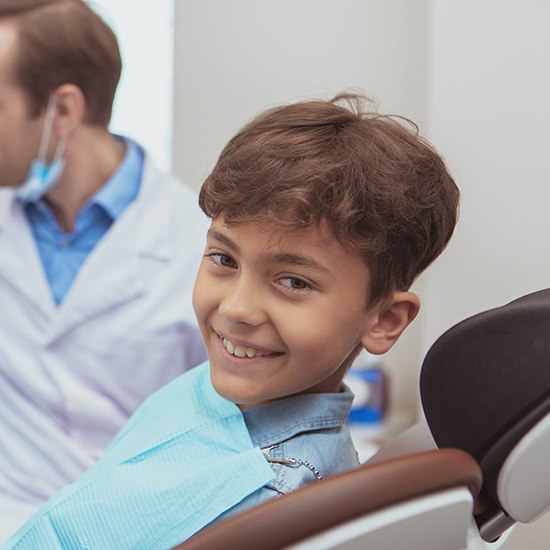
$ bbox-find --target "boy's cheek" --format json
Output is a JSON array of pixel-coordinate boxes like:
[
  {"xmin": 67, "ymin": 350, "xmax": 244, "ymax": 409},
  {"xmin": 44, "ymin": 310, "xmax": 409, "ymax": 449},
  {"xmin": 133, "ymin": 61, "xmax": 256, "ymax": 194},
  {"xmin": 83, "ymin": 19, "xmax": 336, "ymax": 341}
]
[{"xmin": 192, "ymin": 271, "xmax": 210, "ymax": 317}]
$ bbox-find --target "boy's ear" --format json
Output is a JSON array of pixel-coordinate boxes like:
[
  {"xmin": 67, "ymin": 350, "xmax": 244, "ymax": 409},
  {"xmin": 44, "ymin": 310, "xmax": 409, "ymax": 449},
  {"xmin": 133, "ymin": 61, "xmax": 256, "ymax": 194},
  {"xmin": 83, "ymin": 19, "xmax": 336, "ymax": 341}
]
[{"xmin": 361, "ymin": 292, "xmax": 420, "ymax": 355}]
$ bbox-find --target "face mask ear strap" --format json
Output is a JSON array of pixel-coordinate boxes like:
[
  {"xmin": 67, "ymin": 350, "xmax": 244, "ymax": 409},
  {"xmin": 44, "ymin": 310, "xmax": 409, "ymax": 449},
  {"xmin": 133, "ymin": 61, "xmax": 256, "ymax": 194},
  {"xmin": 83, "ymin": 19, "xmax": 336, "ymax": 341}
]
[
  {"xmin": 54, "ymin": 135, "xmax": 68, "ymax": 161},
  {"xmin": 37, "ymin": 95, "xmax": 58, "ymax": 162}
]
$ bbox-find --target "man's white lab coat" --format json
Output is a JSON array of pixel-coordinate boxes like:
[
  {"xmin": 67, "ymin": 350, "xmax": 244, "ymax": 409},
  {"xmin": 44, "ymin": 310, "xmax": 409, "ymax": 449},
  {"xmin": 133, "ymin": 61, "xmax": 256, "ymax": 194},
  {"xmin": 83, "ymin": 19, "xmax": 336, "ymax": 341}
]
[{"xmin": 0, "ymin": 153, "xmax": 209, "ymax": 539}]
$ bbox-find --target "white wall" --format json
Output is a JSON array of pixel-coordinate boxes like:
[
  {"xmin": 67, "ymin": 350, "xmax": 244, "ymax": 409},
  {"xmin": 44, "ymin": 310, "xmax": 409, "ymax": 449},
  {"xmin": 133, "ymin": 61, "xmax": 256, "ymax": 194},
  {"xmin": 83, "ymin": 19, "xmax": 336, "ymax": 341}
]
[
  {"xmin": 88, "ymin": 0, "xmax": 174, "ymax": 171},
  {"xmin": 426, "ymin": 2, "xmax": 550, "ymax": 548},
  {"xmin": 425, "ymin": 0, "xmax": 550, "ymax": 349},
  {"xmin": 173, "ymin": 0, "xmax": 431, "ymax": 189}
]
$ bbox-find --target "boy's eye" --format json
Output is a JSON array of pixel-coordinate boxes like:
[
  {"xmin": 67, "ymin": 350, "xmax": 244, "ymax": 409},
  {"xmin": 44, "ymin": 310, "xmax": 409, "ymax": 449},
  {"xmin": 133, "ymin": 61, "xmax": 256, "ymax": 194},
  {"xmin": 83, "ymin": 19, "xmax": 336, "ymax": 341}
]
[
  {"xmin": 279, "ymin": 277, "xmax": 311, "ymax": 291},
  {"xmin": 208, "ymin": 253, "xmax": 237, "ymax": 269}
]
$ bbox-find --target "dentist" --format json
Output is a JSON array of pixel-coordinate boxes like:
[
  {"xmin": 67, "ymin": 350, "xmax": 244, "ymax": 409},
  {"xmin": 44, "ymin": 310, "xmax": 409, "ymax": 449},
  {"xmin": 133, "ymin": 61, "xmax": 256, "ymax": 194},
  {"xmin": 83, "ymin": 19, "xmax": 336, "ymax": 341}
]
[{"xmin": 0, "ymin": 0, "xmax": 207, "ymax": 540}]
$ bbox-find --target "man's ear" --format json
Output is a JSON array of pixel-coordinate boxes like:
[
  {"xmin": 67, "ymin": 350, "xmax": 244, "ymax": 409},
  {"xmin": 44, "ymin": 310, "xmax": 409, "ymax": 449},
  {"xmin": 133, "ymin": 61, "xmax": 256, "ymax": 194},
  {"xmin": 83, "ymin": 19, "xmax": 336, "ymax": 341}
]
[
  {"xmin": 361, "ymin": 291, "xmax": 420, "ymax": 355},
  {"xmin": 52, "ymin": 83, "xmax": 86, "ymax": 138}
]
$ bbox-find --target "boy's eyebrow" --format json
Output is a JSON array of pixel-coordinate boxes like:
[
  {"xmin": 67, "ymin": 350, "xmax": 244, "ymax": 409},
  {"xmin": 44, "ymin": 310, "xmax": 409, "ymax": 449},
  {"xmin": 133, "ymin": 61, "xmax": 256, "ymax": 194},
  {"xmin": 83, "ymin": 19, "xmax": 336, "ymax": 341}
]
[
  {"xmin": 266, "ymin": 252, "xmax": 329, "ymax": 273},
  {"xmin": 207, "ymin": 229, "xmax": 240, "ymax": 253},
  {"xmin": 207, "ymin": 229, "xmax": 329, "ymax": 272}
]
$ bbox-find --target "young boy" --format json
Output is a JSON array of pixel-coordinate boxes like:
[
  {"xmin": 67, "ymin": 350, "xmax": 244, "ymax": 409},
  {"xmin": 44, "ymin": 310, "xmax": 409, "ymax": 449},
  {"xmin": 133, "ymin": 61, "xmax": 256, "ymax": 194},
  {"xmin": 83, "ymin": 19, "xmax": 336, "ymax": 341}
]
[{"xmin": 4, "ymin": 93, "xmax": 460, "ymax": 548}]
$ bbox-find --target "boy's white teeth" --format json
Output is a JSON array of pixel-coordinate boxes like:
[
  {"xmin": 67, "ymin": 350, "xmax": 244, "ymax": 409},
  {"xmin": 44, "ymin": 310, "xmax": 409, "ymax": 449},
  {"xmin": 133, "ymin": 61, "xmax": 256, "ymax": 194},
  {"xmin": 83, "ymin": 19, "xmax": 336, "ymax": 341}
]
[{"xmin": 223, "ymin": 338, "xmax": 267, "ymax": 358}]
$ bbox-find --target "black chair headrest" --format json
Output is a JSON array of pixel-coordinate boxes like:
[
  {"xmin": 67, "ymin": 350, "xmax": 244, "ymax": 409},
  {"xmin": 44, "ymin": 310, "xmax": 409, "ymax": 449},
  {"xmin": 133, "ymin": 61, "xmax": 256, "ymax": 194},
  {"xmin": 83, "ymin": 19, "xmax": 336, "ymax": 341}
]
[{"xmin": 420, "ymin": 288, "xmax": 550, "ymax": 528}]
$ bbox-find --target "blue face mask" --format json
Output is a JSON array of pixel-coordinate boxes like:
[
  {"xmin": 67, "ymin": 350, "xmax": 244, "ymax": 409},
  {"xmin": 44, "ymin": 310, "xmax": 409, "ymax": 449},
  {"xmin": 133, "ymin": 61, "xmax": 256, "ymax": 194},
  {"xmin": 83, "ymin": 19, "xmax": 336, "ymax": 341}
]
[{"xmin": 15, "ymin": 96, "xmax": 67, "ymax": 203}]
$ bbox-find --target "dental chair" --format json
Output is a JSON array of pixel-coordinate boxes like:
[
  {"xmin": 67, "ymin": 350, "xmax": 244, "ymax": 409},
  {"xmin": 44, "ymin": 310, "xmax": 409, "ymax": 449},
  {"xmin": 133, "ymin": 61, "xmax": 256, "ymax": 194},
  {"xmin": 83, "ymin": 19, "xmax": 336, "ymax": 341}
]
[
  {"xmin": 178, "ymin": 448, "xmax": 482, "ymax": 550},
  {"xmin": 421, "ymin": 287, "xmax": 550, "ymax": 543},
  {"xmin": 177, "ymin": 288, "xmax": 550, "ymax": 550}
]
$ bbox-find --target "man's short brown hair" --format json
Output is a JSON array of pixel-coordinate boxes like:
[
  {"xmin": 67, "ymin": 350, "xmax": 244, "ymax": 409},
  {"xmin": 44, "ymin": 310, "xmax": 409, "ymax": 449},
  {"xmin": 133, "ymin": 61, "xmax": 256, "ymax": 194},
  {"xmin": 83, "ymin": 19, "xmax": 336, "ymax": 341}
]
[
  {"xmin": 199, "ymin": 93, "xmax": 460, "ymax": 306},
  {"xmin": 0, "ymin": 0, "xmax": 121, "ymax": 126}
]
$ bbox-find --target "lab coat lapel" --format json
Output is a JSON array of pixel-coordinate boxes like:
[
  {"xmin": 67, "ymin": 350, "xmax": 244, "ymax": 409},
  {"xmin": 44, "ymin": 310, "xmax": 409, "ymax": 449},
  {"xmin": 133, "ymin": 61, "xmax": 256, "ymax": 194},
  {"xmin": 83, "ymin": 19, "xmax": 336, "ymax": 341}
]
[
  {"xmin": 0, "ymin": 191, "xmax": 56, "ymax": 318},
  {"xmin": 45, "ymin": 159, "xmax": 173, "ymax": 343}
]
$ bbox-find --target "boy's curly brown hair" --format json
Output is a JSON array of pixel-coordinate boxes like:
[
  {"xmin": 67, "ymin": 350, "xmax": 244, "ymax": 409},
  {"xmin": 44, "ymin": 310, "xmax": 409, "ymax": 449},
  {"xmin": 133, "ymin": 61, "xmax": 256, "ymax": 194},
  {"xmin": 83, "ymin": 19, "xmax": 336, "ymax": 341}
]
[{"xmin": 200, "ymin": 93, "xmax": 460, "ymax": 306}]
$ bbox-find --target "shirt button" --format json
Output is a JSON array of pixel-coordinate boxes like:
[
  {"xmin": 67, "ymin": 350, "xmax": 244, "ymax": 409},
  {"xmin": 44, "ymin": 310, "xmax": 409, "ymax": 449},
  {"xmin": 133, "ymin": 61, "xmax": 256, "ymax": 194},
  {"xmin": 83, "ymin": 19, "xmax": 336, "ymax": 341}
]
[{"xmin": 60, "ymin": 240, "xmax": 70, "ymax": 248}]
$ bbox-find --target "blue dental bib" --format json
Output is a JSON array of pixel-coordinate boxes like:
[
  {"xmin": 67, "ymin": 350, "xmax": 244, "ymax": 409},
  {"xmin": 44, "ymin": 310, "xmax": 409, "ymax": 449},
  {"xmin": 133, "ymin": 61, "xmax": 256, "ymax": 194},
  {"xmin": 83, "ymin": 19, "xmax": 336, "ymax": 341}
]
[{"xmin": 5, "ymin": 362, "xmax": 275, "ymax": 549}]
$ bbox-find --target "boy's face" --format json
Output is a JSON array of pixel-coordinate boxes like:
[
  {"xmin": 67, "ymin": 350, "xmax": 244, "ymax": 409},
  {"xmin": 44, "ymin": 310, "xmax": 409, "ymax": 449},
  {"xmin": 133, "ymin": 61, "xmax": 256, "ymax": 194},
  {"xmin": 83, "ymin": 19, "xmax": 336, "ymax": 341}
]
[{"xmin": 193, "ymin": 216, "xmax": 416, "ymax": 409}]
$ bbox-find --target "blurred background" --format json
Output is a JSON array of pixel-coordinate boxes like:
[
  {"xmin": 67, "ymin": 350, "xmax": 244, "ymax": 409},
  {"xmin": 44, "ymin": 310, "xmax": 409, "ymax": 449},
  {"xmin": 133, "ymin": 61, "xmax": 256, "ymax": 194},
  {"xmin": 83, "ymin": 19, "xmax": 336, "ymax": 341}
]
[{"xmin": 90, "ymin": 1, "xmax": 550, "ymax": 546}]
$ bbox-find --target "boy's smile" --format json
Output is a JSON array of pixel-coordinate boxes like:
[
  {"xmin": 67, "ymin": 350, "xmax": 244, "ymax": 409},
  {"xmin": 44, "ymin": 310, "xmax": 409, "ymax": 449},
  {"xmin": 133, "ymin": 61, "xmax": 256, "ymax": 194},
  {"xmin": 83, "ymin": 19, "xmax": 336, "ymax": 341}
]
[
  {"xmin": 193, "ymin": 215, "xmax": 387, "ymax": 409},
  {"xmin": 219, "ymin": 332, "xmax": 282, "ymax": 358}
]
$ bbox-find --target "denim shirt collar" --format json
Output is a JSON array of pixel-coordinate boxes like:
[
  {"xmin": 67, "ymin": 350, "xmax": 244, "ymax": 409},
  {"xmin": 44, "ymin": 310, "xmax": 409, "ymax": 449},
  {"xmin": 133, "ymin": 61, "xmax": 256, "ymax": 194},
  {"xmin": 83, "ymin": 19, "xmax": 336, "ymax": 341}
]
[{"xmin": 242, "ymin": 384, "xmax": 354, "ymax": 449}]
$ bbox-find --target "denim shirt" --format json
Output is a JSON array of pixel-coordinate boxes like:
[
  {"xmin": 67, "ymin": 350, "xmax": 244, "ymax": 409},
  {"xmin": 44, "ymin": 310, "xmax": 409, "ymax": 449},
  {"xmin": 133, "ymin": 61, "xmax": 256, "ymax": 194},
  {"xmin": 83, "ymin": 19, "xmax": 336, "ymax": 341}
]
[{"xmin": 215, "ymin": 384, "xmax": 359, "ymax": 522}]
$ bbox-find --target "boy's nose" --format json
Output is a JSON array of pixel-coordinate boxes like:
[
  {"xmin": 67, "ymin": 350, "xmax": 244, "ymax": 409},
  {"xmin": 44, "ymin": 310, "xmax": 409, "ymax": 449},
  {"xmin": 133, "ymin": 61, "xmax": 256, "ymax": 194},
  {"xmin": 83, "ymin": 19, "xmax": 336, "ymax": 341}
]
[{"xmin": 218, "ymin": 277, "xmax": 267, "ymax": 327}]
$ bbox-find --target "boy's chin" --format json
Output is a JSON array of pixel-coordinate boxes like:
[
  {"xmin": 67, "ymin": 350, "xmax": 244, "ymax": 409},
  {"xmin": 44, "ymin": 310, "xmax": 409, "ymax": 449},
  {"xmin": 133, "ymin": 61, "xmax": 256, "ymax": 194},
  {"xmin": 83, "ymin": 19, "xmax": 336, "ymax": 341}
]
[{"xmin": 212, "ymin": 382, "xmax": 272, "ymax": 410}]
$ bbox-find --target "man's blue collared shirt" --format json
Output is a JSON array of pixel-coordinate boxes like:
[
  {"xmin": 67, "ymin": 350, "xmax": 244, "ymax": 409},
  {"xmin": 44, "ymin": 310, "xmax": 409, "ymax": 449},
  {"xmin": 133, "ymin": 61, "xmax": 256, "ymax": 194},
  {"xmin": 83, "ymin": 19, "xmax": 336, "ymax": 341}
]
[{"xmin": 23, "ymin": 137, "xmax": 144, "ymax": 305}]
